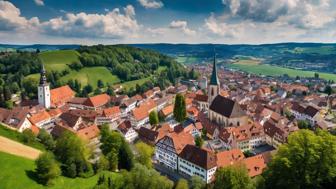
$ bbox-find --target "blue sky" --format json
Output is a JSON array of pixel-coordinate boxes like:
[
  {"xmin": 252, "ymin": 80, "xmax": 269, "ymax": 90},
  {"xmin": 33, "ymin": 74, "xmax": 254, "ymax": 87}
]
[{"xmin": 0, "ymin": 0, "xmax": 336, "ymax": 44}]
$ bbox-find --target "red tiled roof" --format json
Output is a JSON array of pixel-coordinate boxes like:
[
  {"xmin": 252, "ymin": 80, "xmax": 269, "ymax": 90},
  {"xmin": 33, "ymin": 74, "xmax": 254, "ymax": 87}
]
[
  {"xmin": 76, "ymin": 124, "xmax": 100, "ymax": 141},
  {"xmin": 83, "ymin": 93, "xmax": 110, "ymax": 108},
  {"xmin": 50, "ymin": 85, "xmax": 75, "ymax": 107}
]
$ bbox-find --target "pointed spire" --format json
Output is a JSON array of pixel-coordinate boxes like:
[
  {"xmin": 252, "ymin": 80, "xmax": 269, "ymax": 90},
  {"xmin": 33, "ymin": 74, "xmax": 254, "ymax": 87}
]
[
  {"xmin": 210, "ymin": 49, "xmax": 219, "ymax": 85},
  {"xmin": 39, "ymin": 64, "xmax": 47, "ymax": 85}
]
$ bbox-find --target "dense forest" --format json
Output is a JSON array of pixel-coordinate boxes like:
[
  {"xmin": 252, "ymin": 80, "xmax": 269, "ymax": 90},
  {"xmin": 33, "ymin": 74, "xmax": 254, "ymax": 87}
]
[{"xmin": 0, "ymin": 45, "xmax": 191, "ymax": 108}]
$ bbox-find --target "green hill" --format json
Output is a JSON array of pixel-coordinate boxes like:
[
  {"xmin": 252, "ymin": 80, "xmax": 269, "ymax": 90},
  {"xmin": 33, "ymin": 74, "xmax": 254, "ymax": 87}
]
[
  {"xmin": 60, "ymin": 67, "xmax": 120, "ymax": 88},
  {"xmin": 0, "ymin": 151, "xmax": 118, "ymax": 189},
  {"xmin": 38, "ymin": 50, "xmax": 80, "ymax": 72}
]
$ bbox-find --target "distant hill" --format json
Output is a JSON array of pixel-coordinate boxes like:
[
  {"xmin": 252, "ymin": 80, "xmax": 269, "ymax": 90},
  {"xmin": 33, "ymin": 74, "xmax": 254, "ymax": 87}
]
[
  {"xmin": 130, "ymin": 43, "xmax": 336, "ymax": 74},
  {"xmin": 0, "ymin": 44, "xmax": 79, "ymax": 52}
]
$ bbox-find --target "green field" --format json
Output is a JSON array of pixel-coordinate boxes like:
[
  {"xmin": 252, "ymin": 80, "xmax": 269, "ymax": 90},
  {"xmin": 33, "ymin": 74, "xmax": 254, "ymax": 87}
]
[
  {"xmin": 60, "ymin": 67, "xmax": 120, "ymax": 88},
  {"xmin": 288, "ymin": 46, "xmax": 336, "ymax": 55},
  {"xmin": 0, "ymin": 151, "xmax": 119, "ymax": 189},
  {"xmin": 39, "ymin": 50, "xmax": 80, "ymax": 72},
  {"xmin": 228, "ymin": 63, "xmax": 336, "ymax": 81},
  {"xmin": 0, "ymin": 125, "xmax": 45, "ymax": 150},
  {"xmin": 176, "ymin": 56, "xmax": 200, "ymax": 64},
  {"xmin": 121, "ymin": 77, "xmax": 152, "ymax": 90}
]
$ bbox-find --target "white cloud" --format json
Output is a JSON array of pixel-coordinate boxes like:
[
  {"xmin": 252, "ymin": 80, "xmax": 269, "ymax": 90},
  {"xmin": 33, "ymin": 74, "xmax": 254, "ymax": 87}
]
[
  {"xmin": 0, "ymin": 1, "xmax": 139, "ymax": 40},
  {"xmin": 34, "ymin": 0, "xmax": 44, "ymax": 6},
  {"xmin": 41, "ymin": 5, "xmax": 139, "ymax": 39},
  {"xmin": 0, "ymin": 0, "xmax": 40, "ymax": 31},
  {"xmin": 169, "ymin": 20, "xmax": 196, "ymax": 36},
  {"xmin": 138, "ymin": 0, "xmax": 163, "ymax": 9}
]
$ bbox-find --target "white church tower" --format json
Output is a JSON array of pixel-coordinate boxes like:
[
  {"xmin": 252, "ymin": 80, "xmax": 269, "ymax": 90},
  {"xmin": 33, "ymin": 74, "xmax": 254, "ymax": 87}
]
[
  {"xmin": 38, "ymin": 64, "xmax": 51, "ymax": 109},
  {"xmin": 208, "ymin": 53, "xmax": 220, "ymax": 105}
]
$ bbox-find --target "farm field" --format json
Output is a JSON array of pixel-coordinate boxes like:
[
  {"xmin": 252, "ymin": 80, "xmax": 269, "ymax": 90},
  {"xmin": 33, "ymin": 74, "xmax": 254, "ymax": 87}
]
[
  {"xmin": 0, "ymin": 136, "xmax": 41, "ymax": 159},
  {"xmin": 38, "ymin": 50, "xmax": 80, "ymax": 72},
  {"xmin": 0, "ymin": 125, "xmax": 45, "ymax": 150},
  {"xmin": 0, "ymin": 151, "xmax": 118, "ymax": 189},
  {"xmin": 228, "ymin": 63, "xmax": 336, "ymax": 81},
  {"xmin": 60, "ymin": 67, "xmax": 120, "ymax": 88}
]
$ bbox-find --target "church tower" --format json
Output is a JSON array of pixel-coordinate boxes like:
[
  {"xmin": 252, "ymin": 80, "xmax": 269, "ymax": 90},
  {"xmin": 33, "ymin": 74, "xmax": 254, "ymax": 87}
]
[
  {"xmin": 208, "ymin": 53, "xmax": 220, "ymax": 105},
  {"xmin": 38, "ymin": 64, "xmax": 51, "ymax": 109}
]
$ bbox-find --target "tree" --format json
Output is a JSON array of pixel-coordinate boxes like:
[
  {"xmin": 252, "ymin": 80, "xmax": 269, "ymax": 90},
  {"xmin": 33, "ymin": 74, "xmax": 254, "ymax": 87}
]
[
  {"xmin": 173, "ymin": 94, "xmax": 186, "ymax": 122},
  {"xmin": 175, "ymin": 179, "xmax": 189, "ymax": 189},
  {"xmin": 118, "ymin": 140, "xmax": 134, "ymax": 171},
  {"xmin": 314, "ymin": 72, "xmax": 319, "ymax": 79},
  {"xmin": 37, "ymin": 129, "xmax": 55, "ymax": 151},
  {"xmin": 214, "ymin": 164, "xmax": 253, "ymax": 189},
  {"xmin": 263, "ymin": 130, "xmax": 336, "ymax": 189},
  {"xmin": 35, "ymin": 152, "xmax": 61, "ymax": 185},
  {"xmin": 106, "ymin": 149, "xmax": 118, "ymax": 171},
  {"xmin": 123, "ymin": 163, "xmax": 174, "ymax": 189},
  {"xmin": 149, "ymin": 110, "xmax": 159, "ymax": 125},
  {"xmin": 135, "ymin": 142, "xmax": 154, "ymax": 168},
  {"xmin": 190, "ymin": 176, "xmax": 206, "ymax": 189},
  {"xmin": 324, "ymin": 85, "xmax": 333, "ymax": 96},
  {"xmin": 106, "ymin": 85, "xmax": 115, "ymax": 96},
  {"xmin": 195, "ymin": 136, "xmax": 204, "ymax": 148},
  {"xmin": 54, "ymin": 131, "xmax": 93, "ymax": 178},
  {"xmin": 97, "ymin": 79, "xmax": 104, "ymax": 88},
  {"xmin": 297, "ymin": 120, "xmax": 310, "ymax": 129},
  {"xmin": 100, "ymin": 128, "xmax": 133, "ymax": 171},
  {"xmin": 96, "ymin": 155, "xmax": 109, "ymax": 172},
  {"xmin": 22, "ymin": 129, "xmax": 36, "ymax": 144}
]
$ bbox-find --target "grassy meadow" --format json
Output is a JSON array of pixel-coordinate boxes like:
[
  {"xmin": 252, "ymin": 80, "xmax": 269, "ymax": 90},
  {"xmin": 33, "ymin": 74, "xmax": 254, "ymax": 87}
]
[
  {"xmin": 38, "ymin": 50, "xmax": 80, "ymax": 72},
  {"xmin": 0, "ymin": 151, "xmax": 118, "ymax": 189},
  {"xmin": 228, "ymin": 61, "xmax": 336, "ymax": 81},
  {"xmin": 60, "ymin": 67, "xmax": 120, "ymax": 88}
]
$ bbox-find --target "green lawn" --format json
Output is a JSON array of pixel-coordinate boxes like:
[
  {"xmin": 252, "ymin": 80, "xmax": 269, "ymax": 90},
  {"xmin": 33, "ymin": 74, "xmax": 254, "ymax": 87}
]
[
  {"xmin": 0, "ymin": 152, "xmax": 119, "ymax": 189},
  {"xmin": 0, "ymin": 125, "xmax": 45, "ymax": 150},
  {"xmin": 228, "ymin": 63, "xmax": 336, "ymax": 81},
  {"xmin": 60, "ymin": 67, "xmax": 120, "ymax": 88},
  {"xmin": 39, "ymin": 50, "xmax": 80, "ymax": 72}
]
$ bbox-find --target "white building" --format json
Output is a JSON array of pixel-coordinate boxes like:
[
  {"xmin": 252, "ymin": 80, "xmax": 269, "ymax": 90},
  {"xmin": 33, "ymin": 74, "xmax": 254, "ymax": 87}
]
[
  {"xmin": 178, "ymin": 144, "xmax": 217, "ymax": 183},
  {"xmin": 155, "ymin": 132, "xmax": 194, "ymax": 171},
  {"xmin": 38, "ymin": 65, "xmax": 51, "ymax": 109}
]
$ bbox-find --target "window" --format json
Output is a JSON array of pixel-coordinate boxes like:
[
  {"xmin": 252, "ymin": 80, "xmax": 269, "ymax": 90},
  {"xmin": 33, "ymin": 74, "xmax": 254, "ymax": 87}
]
[{"xmin": 211, "ymin": 88, "xmax": 214, "ymax": 96}]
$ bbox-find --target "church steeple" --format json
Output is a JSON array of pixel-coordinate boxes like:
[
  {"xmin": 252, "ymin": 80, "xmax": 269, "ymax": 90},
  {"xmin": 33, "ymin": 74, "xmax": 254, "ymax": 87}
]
[
  {"xmin": 40, "ymin": 64, "xmax": 47, "ymax": 85},
  {"xmin": 38, "ymin": 64, "xmax": 51, "ymax": 109},
  {"xmin": 208, "ymin": 50, "xmax": 220, "ymax": 105},
  {"xmin": 210, "ymin": 53, "xmax": 219, "ymax": 85}
]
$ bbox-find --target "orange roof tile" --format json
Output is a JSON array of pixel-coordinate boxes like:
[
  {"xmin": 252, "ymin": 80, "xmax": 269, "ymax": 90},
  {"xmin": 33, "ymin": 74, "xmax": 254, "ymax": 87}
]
[
  {"xmin": 216, "ymin": 149, "xmax": 245, "ymax": 168},
  {"xmin": 29, "ymin": 110, "xmax": 51, "ymax": 125},
  {"xmin": 50, "ymin": 85, "xmax": 75, "ymax": 107},
  {"xmin": 76, "ymin": 124, "xmax": 100, "ymax": 141},
  {"xmin": 242, "ymin": 155, "xmax": 267, "ymax": 177},
  {"xmin": 161, "ymin": 105, "xmax": 174, "ymax": 117},
  {"xmin": 84, "ymin": 93, "xmax": 110, "ymax": 108},
  {"xmin": 103, "ymin": 106, "xmax": 120, "ymax": 117}
]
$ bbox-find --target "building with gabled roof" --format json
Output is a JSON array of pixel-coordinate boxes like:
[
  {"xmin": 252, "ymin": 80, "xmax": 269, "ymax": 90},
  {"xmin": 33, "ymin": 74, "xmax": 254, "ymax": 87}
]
[
  {"xmin": 178, "ymin": 145, "xmax": 217, "ymax": 183},
  {"xmin": 82, "ymin": 93, "xmax": 110, "ymax": 110},
  {"xmin": 50, "ymin": 85, "xmax": 75, "ymax": 108}
]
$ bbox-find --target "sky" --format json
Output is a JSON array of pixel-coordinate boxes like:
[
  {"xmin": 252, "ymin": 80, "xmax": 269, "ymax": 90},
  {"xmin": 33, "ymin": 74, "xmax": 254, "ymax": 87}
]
[{"xmin": 0, "ymin": 0, "xmax": 336, "ymax": 44}]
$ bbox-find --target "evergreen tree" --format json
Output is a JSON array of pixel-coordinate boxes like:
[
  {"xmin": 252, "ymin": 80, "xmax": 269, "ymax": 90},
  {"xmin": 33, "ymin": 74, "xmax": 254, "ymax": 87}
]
[{"xmin": 173, "ymin": 94, "xmax": 186, "ymax": 122}]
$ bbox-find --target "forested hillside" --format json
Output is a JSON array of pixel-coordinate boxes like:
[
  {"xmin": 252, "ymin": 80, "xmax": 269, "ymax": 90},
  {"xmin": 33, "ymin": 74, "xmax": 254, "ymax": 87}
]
[{"xmin": 0, "ymin": 45, "xmax": 190, "ymax": 108}]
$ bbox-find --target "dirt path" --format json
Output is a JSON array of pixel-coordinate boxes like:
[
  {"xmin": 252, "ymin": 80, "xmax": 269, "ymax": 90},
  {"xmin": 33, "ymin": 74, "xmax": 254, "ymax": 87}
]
[{"xmin": 0, "ymin": 136, "xmax": 41, "ymax": 160}]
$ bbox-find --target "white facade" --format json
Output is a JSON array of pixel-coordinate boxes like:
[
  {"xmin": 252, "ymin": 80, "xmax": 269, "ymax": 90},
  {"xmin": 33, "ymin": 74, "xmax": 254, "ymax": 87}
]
[
  {"xmin": 38, "ymin": 84, "xmax": 51, "ymax": 109},
  {"xmin": 155, "ymin": 137, "xmax": 178, "ymax": 170},
  {"xmin": 120, "ymin": 128, "xmax": 138, "ymax": 142},
  {"xmin": 178, "ymin": 158, "xmax": 216, "ymax": 183}
]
